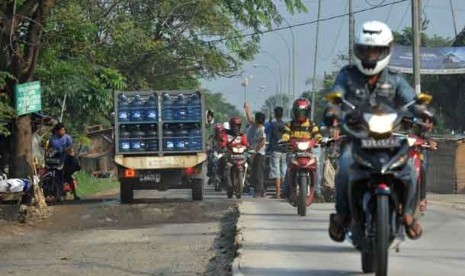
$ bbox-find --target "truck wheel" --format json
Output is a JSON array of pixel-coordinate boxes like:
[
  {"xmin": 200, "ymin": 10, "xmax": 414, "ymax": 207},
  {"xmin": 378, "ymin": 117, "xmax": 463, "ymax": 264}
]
[
  {"xmin": 120, "ymin": 180, "xmax": 134, "ymax": 204},
  {"xmin": 192, "ymin": 179, "xmax": 204, "ymax": 201}
]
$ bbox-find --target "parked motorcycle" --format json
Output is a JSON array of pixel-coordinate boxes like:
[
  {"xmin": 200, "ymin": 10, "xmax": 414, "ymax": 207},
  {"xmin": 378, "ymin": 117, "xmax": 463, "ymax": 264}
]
[
  {"xmin": 327, "ymin": 92, "xmax": 431, "ymax": 276},
  {"xmin": 281, "ymin": 138, "xmax": 319, "ymax": 216},
  {"xmin": 40, "ymin": 152, "xmax": 78, "ymax": 203},
  {"xmin": 222, "ymin": 145, "xmax": 249, "ymax": 199}
]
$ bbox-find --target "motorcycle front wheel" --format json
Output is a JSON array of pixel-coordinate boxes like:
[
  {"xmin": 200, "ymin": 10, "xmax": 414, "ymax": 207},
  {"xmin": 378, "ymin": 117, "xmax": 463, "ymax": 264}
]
[
  {"xmin": 376, "ymin": 194, "xmax": 389, "ymax": 276},
  {"xmin": 297, "ymin": 175, "xmax": 308, "ymax": 216},
  {"xmin": 231, "ymin": 170, "xmax": 243, "ymax": 199}
]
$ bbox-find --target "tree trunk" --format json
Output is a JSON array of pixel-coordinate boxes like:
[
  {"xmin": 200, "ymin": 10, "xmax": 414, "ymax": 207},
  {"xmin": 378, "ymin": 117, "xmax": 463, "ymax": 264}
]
[
  {"xmin": 10, "ymin": 114, "xmax": 33, "ymax": 179},
  {"xmin": 1, "ymin": 0, "xmax": 54, "ymax": 178}
]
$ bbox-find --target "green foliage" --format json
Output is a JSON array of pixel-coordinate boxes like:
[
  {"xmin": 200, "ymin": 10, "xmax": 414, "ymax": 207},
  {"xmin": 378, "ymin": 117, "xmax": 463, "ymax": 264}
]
[
  {"xmin": 31, "ymin": 0, "xmax": 308, "ymax": 135},
  {"xmin": 260, "ymin": 94, "xmax": 292, "ymax": 119},
  {"xmin": 0, "ymin": 72, "xmax": 16, "ymax": 136},
  {"xmin": 74, "ymin": 171, "xmax": 119, "ymax": 197},
  {"xmin": 204, "ymin": 90, "xmax": 241, "ymax": 124}
]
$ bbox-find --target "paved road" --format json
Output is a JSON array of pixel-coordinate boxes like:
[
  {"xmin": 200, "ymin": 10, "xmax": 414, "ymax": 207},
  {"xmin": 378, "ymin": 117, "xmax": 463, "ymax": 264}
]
[{"xmin": 234, "ymin": 196, "xmax": 465, "ymax": 276}]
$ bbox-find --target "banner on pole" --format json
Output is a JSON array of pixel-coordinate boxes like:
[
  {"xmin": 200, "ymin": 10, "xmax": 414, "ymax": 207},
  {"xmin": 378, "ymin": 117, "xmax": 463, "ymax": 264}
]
[{"xmin": 389, "ymin": 45, "xmax": 465, "ymax": 74}]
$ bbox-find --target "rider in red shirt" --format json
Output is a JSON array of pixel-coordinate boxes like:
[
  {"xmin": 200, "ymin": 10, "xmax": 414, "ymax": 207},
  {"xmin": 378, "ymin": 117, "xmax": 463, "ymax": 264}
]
[
  {"xmin": 219, "ymin": 116, "xmax": 249, "ymax": 149},
  {"xmin": 218, "ymin": 116, "xmax": 249, "ymax": 190}
]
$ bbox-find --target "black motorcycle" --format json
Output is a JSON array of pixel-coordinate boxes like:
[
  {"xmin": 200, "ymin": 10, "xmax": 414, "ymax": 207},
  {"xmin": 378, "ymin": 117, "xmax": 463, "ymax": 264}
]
[
  {"xmin": 40, "ymin": 151, "xmax": 64, "ymax": 203},
  {"xmin": 327, "ymin": 92, "xmax": 430, "ymax": 276}
]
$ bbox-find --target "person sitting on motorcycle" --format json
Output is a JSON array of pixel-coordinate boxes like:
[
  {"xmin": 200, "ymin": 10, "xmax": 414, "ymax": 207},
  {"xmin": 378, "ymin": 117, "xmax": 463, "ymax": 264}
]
[
  {"xmin": 47, "ymin": 122, "xmax": 80, "ymax": 200},
  {"xmin": 218, "ymin": 116, "xmax": 249, "ymax": 190},
  {"xmin": 280, "ymin": 98, "xmax": 323, "ymax": 203},
  {"xmin": 207, "ymin": 123, "xmax": 227, "ymax": 185},
  {"xmin": 325, "ymin": 21, "xmax": 433, "ymax": 242}
]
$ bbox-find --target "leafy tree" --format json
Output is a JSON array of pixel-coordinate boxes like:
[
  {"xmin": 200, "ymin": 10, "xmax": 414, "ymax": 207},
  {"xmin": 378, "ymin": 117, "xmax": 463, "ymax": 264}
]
[
  {"xmin": 260, "ymin": 94, "xmax": 292, "ymax": 120},
  {"xmin": 204, "ymin": 90, "xmax": 241, "ymax": 124},
  {"xmin": 0, "ymin": 0, "xmax": 308, "ymax": 178},
  {"xmin": 300, "ymin": 72, "xmax": 337, "ymax": 125},
  {"xmin": 0, "ymin": 0, "xmax": 54, "ymax": 178}
]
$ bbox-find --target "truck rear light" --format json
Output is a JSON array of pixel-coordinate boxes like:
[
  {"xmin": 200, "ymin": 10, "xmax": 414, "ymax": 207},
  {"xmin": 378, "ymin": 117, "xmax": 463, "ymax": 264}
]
[
  {"xmin": 124, "ymin": 169, "xmax": 136, "ymax": 178},
  {"xmin": 185, "ymin": 167, "xmax": 195, "ymax": 176}
]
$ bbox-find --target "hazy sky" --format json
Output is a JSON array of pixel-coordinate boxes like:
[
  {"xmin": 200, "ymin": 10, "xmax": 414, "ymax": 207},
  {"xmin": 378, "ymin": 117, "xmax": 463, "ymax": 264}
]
[{"xmin": 201, "ymin": 0, "xmax": 465, "ymax": 112}]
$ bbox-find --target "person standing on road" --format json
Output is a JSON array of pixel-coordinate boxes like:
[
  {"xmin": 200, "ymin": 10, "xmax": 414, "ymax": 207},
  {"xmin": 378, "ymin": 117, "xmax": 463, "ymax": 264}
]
[
  {"xmin": 266, "ymin": 106, "xmax": 287, "ymax": 199},
  {"xmin": 244, "ymin": 103, "xmax": 267, "ymax": 198}
]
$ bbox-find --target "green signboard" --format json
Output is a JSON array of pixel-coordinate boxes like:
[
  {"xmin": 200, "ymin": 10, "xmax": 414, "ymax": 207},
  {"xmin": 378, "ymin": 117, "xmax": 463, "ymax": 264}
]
[{"xmin": 15, "ymin": 81, "xmax": 42, "ymax": 116}]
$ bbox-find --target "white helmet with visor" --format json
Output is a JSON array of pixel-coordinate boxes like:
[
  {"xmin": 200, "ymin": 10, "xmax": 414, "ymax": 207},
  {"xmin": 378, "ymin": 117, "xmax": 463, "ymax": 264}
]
[{"xmin": 354, "ymin": 21, "xmax": 393, "ymax": 76}]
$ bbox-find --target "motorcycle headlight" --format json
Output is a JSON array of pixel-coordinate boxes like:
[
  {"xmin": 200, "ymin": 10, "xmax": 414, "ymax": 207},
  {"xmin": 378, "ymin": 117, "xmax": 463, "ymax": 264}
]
[
  {"xmin": 296, "ymin": 141, "xmax": 310, "ymax": 151},
  {"xmin": 232, "ymin": 147, "xmax": 245, "ymax": 153},
  {"xmin": 363, "ymin": 113, "xmax": 398, "ymax": 134}
]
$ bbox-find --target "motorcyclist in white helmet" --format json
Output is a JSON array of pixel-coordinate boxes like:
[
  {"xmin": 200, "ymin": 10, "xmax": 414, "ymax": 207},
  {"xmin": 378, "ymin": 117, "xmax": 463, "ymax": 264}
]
[{"xmin": 325, "ymin": 21, "xmax": 433, "ymax": 243}]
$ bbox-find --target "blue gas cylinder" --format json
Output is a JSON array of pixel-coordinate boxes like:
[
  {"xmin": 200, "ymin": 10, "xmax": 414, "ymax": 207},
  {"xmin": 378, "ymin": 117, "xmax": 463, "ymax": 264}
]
[
  {"xmin": 119, "ymin": 125, "xmax": 131, "ymax": 152},
  {"xmin": 174, "ymin": 94, "xmax": 187, "ymax": 120},
  {"xmin": 187, "ymin": 93, "xmax": 202, "ymax": 120},
  {"xmin": 162, "ymin": 93, "xmax": 174, "ymax": 120},
  {"xmin": 118, "ymin": 94, "xmax": 130, "ymax": 122},
  {"xmin": 130, "ymin": 125, "xmax": 145, "ymax": 151},
  {"xmin": 163, "ymin": 128, "xmax": 175, "ymax": 151},
  {"xmin": 144, "ymin": 94, "xmax": 158, "ymax": 121},
  {"xmin": 129, "ymin": 95, "xmax": 144, "ymax": 121},
  {"xmin": 189, "ymin": 124, "xmax": 202, "ymax": 150},
  {"xmin": 146, "ymin": 124, "xmax": 158, "ymax": 151},
  {"xmin": 175, "ymin": 128, "xmax": 189, "ymax": 150}
]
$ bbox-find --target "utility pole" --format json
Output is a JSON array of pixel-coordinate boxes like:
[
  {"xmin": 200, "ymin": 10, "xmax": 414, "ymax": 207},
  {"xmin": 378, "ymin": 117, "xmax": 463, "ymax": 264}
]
[
  {"xmin": 449, "ymin": 0, "xmax": 458, "ymax": 37},
  {"xmin": 349, "ymin": 0, "xmax": 354, "ymax": 65},
  {"xmin": 311, "ymin": 0, "xmax": 322, "ymax": 121},
  {"xmin": 412, "ymin": 0, "xmax": 422, "ymax": 95}
]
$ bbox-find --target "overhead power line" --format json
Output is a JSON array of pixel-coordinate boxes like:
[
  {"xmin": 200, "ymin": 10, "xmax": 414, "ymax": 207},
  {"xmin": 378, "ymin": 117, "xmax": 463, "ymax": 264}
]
[
  {"xmin": 365, "ymin": 0, "xmax": 389, "ymax": 7},
  {"xmin": 206, "ymin": 0, "xmax": 409, "ymax": 44}
]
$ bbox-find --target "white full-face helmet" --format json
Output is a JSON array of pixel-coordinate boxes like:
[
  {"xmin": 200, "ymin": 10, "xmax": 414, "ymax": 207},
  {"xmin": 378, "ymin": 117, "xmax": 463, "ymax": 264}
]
[{"xmin": 354, "ymin": 21, "xmax": 393, "ymax": 76}]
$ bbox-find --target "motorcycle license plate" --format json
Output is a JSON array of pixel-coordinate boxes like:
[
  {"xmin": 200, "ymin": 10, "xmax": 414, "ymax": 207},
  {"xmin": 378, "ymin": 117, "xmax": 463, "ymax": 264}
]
[
  {"xmin": 295, "ymin": 152, "xmax": 313, "ymax": 158},
  {"xmin": 231, "ymin": 154, "xmax": 245, "ymax": 160},
  {"xmin": 361, "ymin": 137, "xmax": 401, "ymax": 148}
]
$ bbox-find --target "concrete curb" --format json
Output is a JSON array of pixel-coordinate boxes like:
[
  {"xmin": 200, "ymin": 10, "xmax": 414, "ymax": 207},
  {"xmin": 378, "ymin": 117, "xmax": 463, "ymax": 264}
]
[
  {"xmin": 232, "ymin": 202, "xmax": 244, "ymax": 276},
  {"xmin": 428, "ymin": 200, "xmax": 465, "ymax": 210}
]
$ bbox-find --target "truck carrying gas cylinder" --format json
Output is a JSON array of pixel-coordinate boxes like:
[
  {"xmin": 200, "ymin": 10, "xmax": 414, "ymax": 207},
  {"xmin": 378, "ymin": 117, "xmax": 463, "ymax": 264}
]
[{"xmin": 114, "ymin": 90, "xmax": 207, "ymax": 203}]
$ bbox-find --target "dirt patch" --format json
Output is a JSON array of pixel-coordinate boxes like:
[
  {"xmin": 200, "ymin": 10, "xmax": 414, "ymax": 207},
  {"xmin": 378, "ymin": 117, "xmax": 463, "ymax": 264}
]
[{"xmin": 0, "ymin": 193, "xmax": 241, "ymax": 275}]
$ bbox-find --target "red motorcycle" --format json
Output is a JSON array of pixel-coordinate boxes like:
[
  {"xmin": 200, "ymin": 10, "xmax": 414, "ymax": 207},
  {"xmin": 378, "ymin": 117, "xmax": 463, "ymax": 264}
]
[
  {"xmin": 406, "ymin": 123, "xmax": 435, "ymax": 216},
  {"xmin": 282, "ymin": 138, "xmax": 319, "ymax": 216},
  {"xmin": 223, "ymin": 144, "xmax": 249, "ymax": 199}
]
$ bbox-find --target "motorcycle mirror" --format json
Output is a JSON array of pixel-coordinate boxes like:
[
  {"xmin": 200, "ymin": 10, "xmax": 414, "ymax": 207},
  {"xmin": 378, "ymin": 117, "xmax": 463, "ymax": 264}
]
[
  {"xmin": 415, "ymin": 93, "xmax": 433, "ymax": 105},
  {"xmin": 325, "ymin": 92, "xmax": 343, "ymax": 104},
  {"xmin": 206, "ymin": 109, "xmax": 215, "ymax": 125},
  {"xmin": 110, "ymin": 112, "xmax": 115, "ymax": 126}
]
